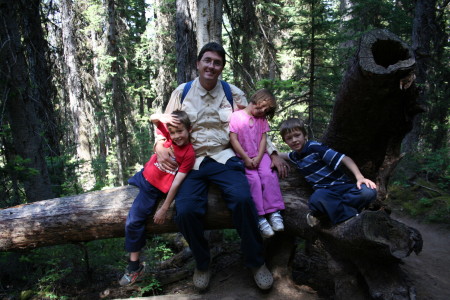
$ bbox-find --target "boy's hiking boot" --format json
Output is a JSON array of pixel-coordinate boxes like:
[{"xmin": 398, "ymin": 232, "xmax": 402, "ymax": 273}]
[
  {"xmin": 269, "ymin": 211, "xmax": 284, "ymax": 231},
  {"xmin": 193, "ymin": 268, "xmax": 211, "ymax": 290},
  {"xmin": 306, "ymin": 212, "xmax": 320, "ymax": 227},
  {"xmin": 119, "ymin": 263, "xmax": 145, "ymax": 286},
  {"xmin": 258, "ymin": 218, "xmax": 274, "ymax": 238}
]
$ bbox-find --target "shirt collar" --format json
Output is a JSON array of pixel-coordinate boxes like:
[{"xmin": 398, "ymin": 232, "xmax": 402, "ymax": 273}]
[{"xmin": 197, "ymin": 78, "xmax": 221, "ymax": 98}]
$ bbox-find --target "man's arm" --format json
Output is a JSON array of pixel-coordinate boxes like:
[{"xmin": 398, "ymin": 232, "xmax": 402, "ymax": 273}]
[
  {"xmin": 153, "ymin": 172, "xmax": 188, "ymax": 224},
  {"xmin": 341, "ymin": 156, "xmax": 377, "ymax": 189}
]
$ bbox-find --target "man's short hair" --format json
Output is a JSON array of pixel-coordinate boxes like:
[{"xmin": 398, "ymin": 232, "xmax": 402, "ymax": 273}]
[
  {"xmin": 279, "ymin": 118, "xmax": 308, "ymax": 141},
  {"xmin": 197, "ymin": 42, "xmax": 226, "ymax": 67},
  {"xmin": 169, "ymin": 110, "xmax": 191, "ymax": 130}
]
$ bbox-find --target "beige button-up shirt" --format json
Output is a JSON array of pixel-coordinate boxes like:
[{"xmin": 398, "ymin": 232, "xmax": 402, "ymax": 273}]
[{"xmin": 161, "ymin": 78, "xmax": 276, "ymax": 170}]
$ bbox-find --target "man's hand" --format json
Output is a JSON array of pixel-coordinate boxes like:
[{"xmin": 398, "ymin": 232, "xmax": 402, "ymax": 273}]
[
  {"xmin": 153, "ymin": 113, "xmax": 181, "ymax": 126},
  {"xmin": 155, "ymin": 140, "xmax": 178, "ymax": 171},
  {"xmin": 270, "ymin": 153, "xmax": 290, "ymax": 178}
]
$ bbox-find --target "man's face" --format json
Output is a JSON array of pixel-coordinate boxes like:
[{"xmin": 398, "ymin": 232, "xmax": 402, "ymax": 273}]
[{"xmin": 197, "ymin": 51, "xmax": 224, "ymax": 83}]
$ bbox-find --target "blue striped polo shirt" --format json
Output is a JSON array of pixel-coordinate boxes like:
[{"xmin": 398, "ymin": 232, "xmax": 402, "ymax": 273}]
[{"xmin": 288, "ymin": 141, "xmax": 352, "ymax": 189}]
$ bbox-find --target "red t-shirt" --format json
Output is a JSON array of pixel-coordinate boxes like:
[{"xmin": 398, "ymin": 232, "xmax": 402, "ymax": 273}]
[{"xmin": 142, "ymin": 122, "xmax": 195, "ymax": 193}]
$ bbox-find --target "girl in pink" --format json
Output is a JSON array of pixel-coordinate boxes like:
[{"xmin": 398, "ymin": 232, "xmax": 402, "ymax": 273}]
[{"xmin": 229, "ymin": 89, "xmax": 285, "ymax": 238}]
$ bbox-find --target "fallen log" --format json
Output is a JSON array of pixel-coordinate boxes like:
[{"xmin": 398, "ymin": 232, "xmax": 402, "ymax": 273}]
[{"xmin": 0, "ymin": 170, "xmax": 421, "ymax": 259}]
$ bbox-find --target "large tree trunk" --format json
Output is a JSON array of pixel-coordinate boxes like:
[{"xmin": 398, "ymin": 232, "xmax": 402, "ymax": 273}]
[
  {"xmin": 0, "ymin": 0, "xmax": 55, "ymax": 202},
  {"xmin": 154, "ymin": 0, "xmax": 177, "ymax": 111},
  {"xmin": 176, "ymin": 0, "xmax": 198, "ymax": 84},
  {"xmin": 61, "ymin": 0, "xmax": 95, "ymax": 191},
  {"xmin": 196, "ymin": 0, "xmax": 222, "ymax": 49},
  {"xmin": 106, "ymin": 0, "xmax": 130, "ymax": 185},
  {"xmin": 322, "ymin": 29, "xmax": 420, "ymax": 201}
]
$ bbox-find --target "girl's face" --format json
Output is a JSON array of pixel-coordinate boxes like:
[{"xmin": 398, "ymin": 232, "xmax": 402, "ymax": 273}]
[
  {"xmin": 283, "ymin": 129, "xmax": 307, "ymax": 152},
  {"xmin": 249, "ymin": 99, "xmax": 273, "ymax": 118},
  {"xmin": 167, "ymin": 123, "xmax": 191, "ymax": 146}
]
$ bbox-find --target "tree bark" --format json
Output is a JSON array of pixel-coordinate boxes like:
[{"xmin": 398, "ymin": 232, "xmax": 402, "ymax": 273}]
[
  {"xmin": 196, "ymin": 0, "xmax": 222, "ymax": 49},
  {"xmin": 154, "ymin": 0, "xmax": 177, "ymax": 111},
  {"xmin": 322, "ymin": 29, "xmax": 420, "ymax": 201},
  {"xmin": 106, "ymin": 0, "xmax": 130, "ymax": 185},
  {"xmin": 61, "ymin": 0, "xmax": 95, "ymax": 191},
  {"xmin": 0, "ymin": 0, "xmax": 54, "ymax": 202},
  {"xmin": 176, "ymin": 0, "xmax": 198, "ymax": 84}
]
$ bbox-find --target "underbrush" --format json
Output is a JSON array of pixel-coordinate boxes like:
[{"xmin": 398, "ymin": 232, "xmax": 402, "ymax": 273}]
[
  {"xmin": 0, "ymin": 236, "xmax": 175, "ymax": 299},
  {"xmin": 386, "ymin": 148, "xmax": 450, "ymax": 224}
]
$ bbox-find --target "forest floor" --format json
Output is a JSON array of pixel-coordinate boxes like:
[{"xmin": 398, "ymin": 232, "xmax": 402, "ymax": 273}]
[{"xmin": 104, "ymin": 209, "xmax": 450, "ymax": 300}]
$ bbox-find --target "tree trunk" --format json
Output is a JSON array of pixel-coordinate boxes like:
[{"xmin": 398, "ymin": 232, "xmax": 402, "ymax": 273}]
[
  {"xmin": 0, "ymin": 0, "xmax": 54, "ymax": 202},
  {"xmin": 196, "ymin": 0, "xmax": 222, "ymax": 48},
  {"xmin": 176, "ymin": 0, "xmax": 198, "ymax": 84},
  {"xmin": 322, "ymin": 29, "xmax": 421, "ymax": 201},
  {"xmin": 107, "ymin": 0, "xmax": 130, "ymax": 185},
  {"xmin": 61, "ymin": 0, "xmax": 95, "ymax": 191},
  {"xmin": 154, "ymin": 0, "xmax": 177, "ymax": 111}
]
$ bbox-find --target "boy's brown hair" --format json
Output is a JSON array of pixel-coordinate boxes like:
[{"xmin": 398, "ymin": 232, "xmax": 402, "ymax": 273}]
[
  {"xmin": 168, "ymin": 110, "xmax": 191, "ymax": 130},
  {"xmin": 250, "ymin": 89, "xmax": 277, "ymax": 120},
  {"xmin": 279, "ymin": 117, "xmax": 308, "ymax": 141}
]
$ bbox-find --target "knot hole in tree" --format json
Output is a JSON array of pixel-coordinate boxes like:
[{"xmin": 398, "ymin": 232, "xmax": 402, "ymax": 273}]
[{"xmin": 371, "ymin": 40, "xmax": 411, "ymax": 68}]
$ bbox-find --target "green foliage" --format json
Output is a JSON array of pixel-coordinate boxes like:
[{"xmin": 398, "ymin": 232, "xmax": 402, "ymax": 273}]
[
  {"xmin": 144, "ymin": 236, "xmax": 175, "ymax": 267},
  {"xmin": 388, "ymin": 148, "xmax": 450, "ymax": 224},
  {"xmin": 132, "ymin": 276, "xmax": 163, "ymax": 297}
]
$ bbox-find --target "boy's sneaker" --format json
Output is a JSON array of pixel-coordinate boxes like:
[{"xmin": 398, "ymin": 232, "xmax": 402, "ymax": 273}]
[
  {"xmin": 259, "ymin": 217, "xmax": 274, "ymax": 238},
  {"xmin": 118, "ymin": 263, "xmax": 145, "ymax": 286},
  {"xmin": 306, "ymin": 212, "xmax": 320, "ymax": 227},
  {"xmin": 269, "ymin": 211, "xmax": 284, "ymax": 231}
]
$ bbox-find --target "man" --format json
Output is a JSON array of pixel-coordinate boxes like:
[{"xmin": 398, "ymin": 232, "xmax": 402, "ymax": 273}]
[{"xmin": 155, "ymin": 42, "xmax": 289, "ymax": 291}]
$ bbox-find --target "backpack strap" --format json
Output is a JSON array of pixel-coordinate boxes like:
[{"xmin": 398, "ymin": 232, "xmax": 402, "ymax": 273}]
[{"xmin": 181, "ymin": 80, "xmax": 234, "ymax": 111}]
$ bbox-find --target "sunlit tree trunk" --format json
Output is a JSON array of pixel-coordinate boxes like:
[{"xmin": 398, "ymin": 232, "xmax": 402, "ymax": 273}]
[
  {"xmin": 0, "ymin": 0, "xmax": 54, "ymax": 202},
  {"xmin": 197, "ymin": 0, "xmax": 222, "ymax": 49},
  {"xmin": 154, "ymin": 0, "xmax": 177, "ymax": 111},
  {"xmin": 61, "ymin": 0, "xmax": 95, "ymax": 191}
]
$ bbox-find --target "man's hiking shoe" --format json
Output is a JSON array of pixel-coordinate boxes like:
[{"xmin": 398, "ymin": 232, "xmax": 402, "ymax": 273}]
[
  {"xmin": 269, "ymin": 211, "xmax": 284, "ymax": 231},
  {"xmin": 258, "ymin": 217, "xmax": 274, "ymax": 238},
  {"xmin": 193, "ymin": 268, "xmax": 211, "ymax": 290},
  {"xmin": 253, "ymin": 264, "xmax": 273, "ymax": 290},
  {"xmin": 118, "ymin": 264, "xmax": 145, "ymax": 286},
  {"xmin": 306, "ymin": 212, "xmax": 320, "ymax": 227}
]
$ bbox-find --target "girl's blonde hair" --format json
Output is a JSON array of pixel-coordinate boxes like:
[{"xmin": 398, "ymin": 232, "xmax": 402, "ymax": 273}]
[{"xmin": 249, "ymin": 89, "xmax": 277, "ymax": 120}]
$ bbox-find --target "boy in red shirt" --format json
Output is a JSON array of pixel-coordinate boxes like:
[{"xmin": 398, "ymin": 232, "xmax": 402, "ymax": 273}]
[{"xmin": 119, "ymin": 110, "xmax": 195, "ymax": 286}]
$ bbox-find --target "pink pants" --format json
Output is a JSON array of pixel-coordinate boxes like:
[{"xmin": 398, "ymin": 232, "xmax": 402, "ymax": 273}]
[{"xmin": 245, "ymin": 153, "xmax": 285, "ymax": 216}]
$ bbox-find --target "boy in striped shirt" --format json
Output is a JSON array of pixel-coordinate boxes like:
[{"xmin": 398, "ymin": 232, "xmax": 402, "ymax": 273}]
[{"xmin": 278, "ymin": 118, "xmax": 377, "ymax": 226}]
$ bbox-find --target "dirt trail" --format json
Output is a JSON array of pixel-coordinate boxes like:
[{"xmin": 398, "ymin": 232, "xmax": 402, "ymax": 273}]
[
  {"xmin": 114, "ymin": 214, "xmax": 450, "ymax": 300},
  {"xmin": 393, "ymin": 214, "xmax": 450, "ymax": 300}
]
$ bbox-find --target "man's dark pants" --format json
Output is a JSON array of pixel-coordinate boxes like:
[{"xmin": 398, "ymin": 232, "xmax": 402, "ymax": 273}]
[{"xmin": 174, "ymin": 157, "xmax": 265, "ymax": 271}]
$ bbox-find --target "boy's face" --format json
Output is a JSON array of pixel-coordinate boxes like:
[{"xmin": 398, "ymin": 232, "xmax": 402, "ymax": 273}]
[
  {"xmin": 283, "ymin": 129, "xmax": 307, "ymax": 152},
  {"xmin": 168, "ymin": 123, "xmax": 190, "ymax": 147}
]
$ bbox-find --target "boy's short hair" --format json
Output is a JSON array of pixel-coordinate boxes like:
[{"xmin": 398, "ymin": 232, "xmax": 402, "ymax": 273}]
[
  {"xmin": 168, "ymin": 110, "xmax": 191, "ymax": 130},
  {"xmin": 250, "ymin": 88, "xmax": 277, "ymax": 120},
  {"xmin": 197, "ymin": 42, "xmax": 226, "ymax": 67},
  {"xmin": 279, "ymin": 118, "xmax": 307, "ymax": 141}
]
